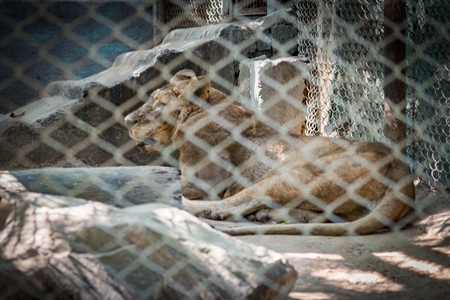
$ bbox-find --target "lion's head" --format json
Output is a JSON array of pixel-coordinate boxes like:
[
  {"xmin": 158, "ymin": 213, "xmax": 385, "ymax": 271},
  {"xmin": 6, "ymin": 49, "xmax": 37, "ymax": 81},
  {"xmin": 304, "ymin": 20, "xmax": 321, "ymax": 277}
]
[{"xmin": 124, "ymin": 69, "xmax": 226, "ymax": 153}]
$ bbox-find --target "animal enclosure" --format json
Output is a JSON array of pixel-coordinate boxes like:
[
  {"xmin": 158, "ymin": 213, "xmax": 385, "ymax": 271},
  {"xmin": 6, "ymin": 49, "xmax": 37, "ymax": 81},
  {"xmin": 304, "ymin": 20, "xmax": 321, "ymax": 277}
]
[
  {"xmin": 0, "ymin": 0, "xmax": 449, "ymax": 298},
  {"xmin": 1, "ymin": 0, "xmax": 448, "ymax": 187}
]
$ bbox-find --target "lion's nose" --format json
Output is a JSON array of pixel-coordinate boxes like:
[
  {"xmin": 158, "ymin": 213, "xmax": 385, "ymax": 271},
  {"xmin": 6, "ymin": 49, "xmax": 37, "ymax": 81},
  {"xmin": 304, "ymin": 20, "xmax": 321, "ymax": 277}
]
[{"xmin": 124, "ymin": 114, "xmax": 137, "ymax": 128}]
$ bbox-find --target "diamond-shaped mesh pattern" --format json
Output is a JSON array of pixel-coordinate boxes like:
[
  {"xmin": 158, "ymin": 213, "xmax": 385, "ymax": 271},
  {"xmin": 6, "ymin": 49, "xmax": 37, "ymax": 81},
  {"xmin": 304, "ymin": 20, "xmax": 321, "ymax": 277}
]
[
  {"xmin": 166, "ymin": 0, "xmax": 226, "ymax": 30},
  {"xmin": 406, "ymin": 0, "xmax": 450, "ymax": 186},
  {"xmin": 297, "ymin": 0, "xmax": 385, "ymax": 139},
  {"xmin": 0, "ymin": 0, "xmax": 449, "ymax": 298},
  {"xmin": 296, "ymin": 0, "xmax": 450, "ymax": 188}
]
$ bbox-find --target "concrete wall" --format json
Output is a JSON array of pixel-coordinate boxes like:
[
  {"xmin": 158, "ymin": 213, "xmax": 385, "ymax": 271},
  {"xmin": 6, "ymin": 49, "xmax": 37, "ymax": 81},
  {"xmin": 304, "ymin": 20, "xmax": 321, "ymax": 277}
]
[{"xmin": 0, "ymin": 1, "xmax": 155, "ymax": 114}]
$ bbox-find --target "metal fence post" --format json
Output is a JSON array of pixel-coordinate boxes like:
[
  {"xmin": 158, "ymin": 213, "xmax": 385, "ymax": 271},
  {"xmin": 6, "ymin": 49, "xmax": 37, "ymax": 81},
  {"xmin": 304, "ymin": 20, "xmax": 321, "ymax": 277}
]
[{"xmin": 383, "ymin": 0, "xmax": 407, "ymax": 153}]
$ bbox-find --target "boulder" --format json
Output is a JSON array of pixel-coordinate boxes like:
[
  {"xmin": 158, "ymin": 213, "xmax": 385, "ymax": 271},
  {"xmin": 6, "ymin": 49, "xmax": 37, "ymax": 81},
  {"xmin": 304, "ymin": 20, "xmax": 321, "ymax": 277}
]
[
  {"xmin": 0, "ymin": 166, "xmax": 182, "ymax": 208},
  {"xmin": 0, "ymin": 191, "xmax": 297, "ymax": 299}
]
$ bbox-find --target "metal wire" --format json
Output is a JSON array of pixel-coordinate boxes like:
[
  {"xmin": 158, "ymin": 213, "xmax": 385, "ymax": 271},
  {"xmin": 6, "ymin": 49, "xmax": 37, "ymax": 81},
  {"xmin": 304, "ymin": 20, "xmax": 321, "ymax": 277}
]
[
  {"xmin": 0, "ymin": 0, "xmax": 449, "ymax": 297},
  {"xmin": 296, "ymin": 0, "xmax": 449, "ymax": 188}
]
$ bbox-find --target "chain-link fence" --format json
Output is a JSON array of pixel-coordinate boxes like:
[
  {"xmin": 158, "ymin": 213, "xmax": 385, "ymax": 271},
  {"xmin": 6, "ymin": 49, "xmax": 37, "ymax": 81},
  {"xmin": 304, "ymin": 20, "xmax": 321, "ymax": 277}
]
[
  {"xmin": 296, "ymin": 0, "xmax": 450, "ymax": 189},
  {"xmin": 0, "ymin": 0, "xmax": 449, "ymax": 298}
]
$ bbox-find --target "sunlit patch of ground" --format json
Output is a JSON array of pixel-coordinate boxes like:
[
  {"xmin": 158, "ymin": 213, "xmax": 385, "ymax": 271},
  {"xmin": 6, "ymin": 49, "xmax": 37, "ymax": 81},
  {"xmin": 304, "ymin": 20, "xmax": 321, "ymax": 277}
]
[{"xmin": 238, "ymin": 184, "xmax": 450, "ymax": 300}]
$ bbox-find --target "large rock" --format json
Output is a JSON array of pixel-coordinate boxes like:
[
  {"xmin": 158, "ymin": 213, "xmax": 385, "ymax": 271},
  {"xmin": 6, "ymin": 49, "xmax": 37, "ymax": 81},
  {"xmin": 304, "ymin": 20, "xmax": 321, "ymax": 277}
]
[
  {"xmin": 0, "ymin": 191, "xmax": 297, "ymax": 299},
  {"xmin": 0, "ymin": 9, "xmax": 297, "ymax": 170},
  {"xmin": 0, "ymin": 166, "xmax": 182, "ymax": 208}
]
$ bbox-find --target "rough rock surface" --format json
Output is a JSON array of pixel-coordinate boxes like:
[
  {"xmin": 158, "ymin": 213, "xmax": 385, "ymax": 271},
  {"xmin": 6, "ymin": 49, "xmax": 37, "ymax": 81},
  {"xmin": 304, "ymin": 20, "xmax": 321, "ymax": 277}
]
[
  {"xmin": 0, "ymin": 191, "xmax": 297, "ymax": 299},
  {"xmin": 0, "ymin": 9, "xmax": 297, "ymax": 170},
  {"xmin": 0, "ymin": 166, "xmax": 182, "ymax": 208}
]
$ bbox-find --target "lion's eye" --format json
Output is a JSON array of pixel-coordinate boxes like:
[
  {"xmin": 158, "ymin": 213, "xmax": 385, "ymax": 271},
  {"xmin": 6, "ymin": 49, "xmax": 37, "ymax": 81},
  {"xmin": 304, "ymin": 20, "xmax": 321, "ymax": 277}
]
[{"xmin": 154, "ymin": 102, "xmax": 166, "ymax": 109}]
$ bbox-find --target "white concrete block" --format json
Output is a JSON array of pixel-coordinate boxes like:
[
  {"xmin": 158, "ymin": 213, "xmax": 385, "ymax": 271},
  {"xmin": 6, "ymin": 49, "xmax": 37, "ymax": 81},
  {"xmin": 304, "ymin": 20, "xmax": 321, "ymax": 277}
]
[{"xmin": 238, "ymin": 56, "xmax": 309, "ymax": 135}]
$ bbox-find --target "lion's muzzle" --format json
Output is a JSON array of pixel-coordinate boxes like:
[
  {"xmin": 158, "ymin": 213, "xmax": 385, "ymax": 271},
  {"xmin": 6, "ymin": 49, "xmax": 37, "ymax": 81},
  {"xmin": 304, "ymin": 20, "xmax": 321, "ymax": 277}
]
[{"xmin": 124, "ymin": 114, "xmax": 137, "ymax": 128}]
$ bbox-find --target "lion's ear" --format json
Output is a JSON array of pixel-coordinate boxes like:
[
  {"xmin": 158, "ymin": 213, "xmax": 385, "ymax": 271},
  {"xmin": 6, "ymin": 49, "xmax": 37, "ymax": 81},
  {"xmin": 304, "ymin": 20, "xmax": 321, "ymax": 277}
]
[
  {"xmin": 170, "ymin": 69, "xmax": 196, "ymax": 85},
  {"xmin": 180, "ymin": 76, "xmax": 211, "ymax": 103},
  {"xmin": 192, "ymin": 76, "xmax": 211, "ymax": 100}
]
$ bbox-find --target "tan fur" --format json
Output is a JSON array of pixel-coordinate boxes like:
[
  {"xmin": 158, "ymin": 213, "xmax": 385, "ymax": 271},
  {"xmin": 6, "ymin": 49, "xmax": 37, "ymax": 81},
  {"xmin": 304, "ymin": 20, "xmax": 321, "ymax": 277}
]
[{"xmin": 125, "ymin": 69, "xmax": 415, "ymax": 236}]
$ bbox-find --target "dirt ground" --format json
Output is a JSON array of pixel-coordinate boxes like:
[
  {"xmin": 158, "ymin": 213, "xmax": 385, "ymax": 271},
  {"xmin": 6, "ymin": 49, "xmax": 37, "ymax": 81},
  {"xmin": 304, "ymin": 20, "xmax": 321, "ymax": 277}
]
[{"xmin": 238, "ymin": 182, "xmax": 450, "ymax": 300}]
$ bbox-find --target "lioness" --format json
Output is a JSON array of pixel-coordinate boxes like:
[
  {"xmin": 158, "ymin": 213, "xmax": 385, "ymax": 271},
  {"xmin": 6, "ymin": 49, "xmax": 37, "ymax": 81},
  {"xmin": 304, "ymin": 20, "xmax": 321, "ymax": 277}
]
[{"xmin": 125, "ymin": 69, "xmax": 415, "ymax": 236}]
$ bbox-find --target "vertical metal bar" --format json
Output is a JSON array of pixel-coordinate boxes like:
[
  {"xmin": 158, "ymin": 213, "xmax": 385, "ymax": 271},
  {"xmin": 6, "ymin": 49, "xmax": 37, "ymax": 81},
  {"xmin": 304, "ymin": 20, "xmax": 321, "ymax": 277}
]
[
  {"xmin": 383, "ymin": 0, "xmax": 407, "ymax": 152},
  {"xmin": 315, "ymin": 0, "xmax": 334, "ymax": 136}
]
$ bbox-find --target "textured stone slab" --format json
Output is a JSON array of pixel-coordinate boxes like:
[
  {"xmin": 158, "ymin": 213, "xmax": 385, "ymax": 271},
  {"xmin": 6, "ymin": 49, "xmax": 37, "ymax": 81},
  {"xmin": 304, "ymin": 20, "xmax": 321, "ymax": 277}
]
[
  {"xmin": 0, "ymin": 166, "xmax": 182, "ymax": 208},
  {"xmin": 0, "ymin": 192, "xmax": 297, "ymax": 299}
]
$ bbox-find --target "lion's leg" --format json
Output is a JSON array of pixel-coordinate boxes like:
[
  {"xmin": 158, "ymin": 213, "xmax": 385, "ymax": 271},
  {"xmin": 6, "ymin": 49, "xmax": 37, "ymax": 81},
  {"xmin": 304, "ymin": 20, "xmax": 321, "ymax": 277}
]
[
  {"xmin": 247, "ymin": 208, "xmax": 325, "ymax": 224},
  {"xmin": 182, "ymin": 167, "xmax": 322, "ymax": 221},
  {"xmin": 221, "ymin": 160, "xmax": 415, "ymax": 236},
  {"xmin": 183, "ymin": 158, "xmax": 385, "ymax": 223},
  {"xmin": 274, "ymin": 208, "xmax": 327, "ymax": 223},
  {"xmin": 182, "ymin": 186, "xmax": 264, "ymax": 221}
]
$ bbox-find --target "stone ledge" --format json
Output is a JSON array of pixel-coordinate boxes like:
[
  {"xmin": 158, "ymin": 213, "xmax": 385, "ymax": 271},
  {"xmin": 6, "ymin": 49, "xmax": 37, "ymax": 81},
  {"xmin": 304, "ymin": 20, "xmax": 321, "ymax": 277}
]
[{"xmin": 0, "ymin": 190, "xmax": 297, "ymax": 299}]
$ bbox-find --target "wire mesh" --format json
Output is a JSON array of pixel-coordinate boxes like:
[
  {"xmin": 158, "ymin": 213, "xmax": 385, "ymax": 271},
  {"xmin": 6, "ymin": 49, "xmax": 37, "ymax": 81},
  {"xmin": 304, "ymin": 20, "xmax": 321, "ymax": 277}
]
[
  {"xmin": 406, "ymin": 0, "xmax": 450, "ymax": 188},
  {"xmin": 296, "ymin": 0, "xmax": 388, "ymax": 140},
  {"xmin": 166, "ymin": 0, "xmax": 227, "ymax": 30},
  {"xmin": 296, "ymin": 0, "xmax": 450, "ymax": 188},
  {"xmin": 0, "ymin": 0, "xmax": 449, "ymax": 298}
]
